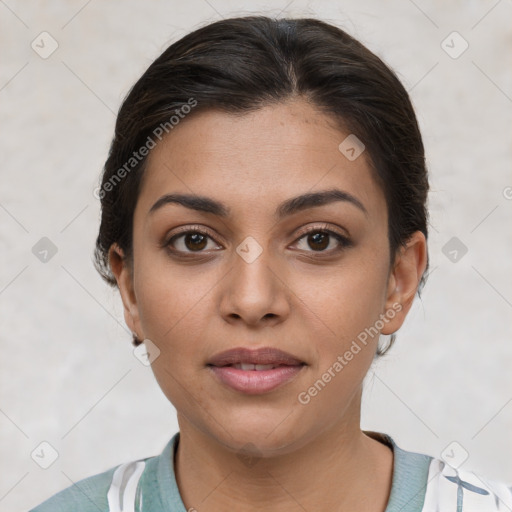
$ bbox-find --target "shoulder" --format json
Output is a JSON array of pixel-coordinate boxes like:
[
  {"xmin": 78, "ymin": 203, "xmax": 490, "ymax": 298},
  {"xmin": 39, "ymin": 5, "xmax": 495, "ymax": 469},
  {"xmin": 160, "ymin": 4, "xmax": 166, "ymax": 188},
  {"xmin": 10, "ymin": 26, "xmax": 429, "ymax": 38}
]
[
  {"xmin": 29, "ymin": 458, "xmax": 152, "ymax": 512},
  {"xmin": 367, "ymin": 432, "xmax": 512, "ymax": 512},
  {"xmin": 29, "ymin": 434, "xmax": 180, "ymax": 512},
  {"xmin": 29, "ymin": 463, "xmax": 117, "ymax": 512},
  {"xmin": 422, "ymin": 457, "xmax": 512, "ymax": 511}
]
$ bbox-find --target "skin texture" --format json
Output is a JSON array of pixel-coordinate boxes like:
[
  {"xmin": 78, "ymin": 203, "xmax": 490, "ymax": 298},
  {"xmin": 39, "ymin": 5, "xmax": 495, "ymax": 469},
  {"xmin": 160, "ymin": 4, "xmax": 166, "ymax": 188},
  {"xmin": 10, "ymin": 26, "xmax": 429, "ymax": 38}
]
[{"xmin": 109, "ymin": 97, "xmax": 427, "ymax": 511}]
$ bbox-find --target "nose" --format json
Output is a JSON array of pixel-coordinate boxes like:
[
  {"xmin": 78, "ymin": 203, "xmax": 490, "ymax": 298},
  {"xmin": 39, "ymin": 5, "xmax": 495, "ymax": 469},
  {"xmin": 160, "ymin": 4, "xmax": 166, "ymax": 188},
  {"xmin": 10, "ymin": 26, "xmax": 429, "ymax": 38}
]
[{"xmin": 219, "ymin": 244, "xmax": 290, "ymax": 328}]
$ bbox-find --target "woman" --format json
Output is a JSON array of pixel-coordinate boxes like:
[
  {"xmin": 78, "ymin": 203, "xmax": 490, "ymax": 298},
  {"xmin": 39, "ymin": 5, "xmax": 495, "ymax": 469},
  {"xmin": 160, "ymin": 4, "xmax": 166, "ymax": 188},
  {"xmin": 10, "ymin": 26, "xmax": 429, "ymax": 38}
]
[{"xmin": 30, "ymin": 15, "xmax": 512, "ymax": 512}]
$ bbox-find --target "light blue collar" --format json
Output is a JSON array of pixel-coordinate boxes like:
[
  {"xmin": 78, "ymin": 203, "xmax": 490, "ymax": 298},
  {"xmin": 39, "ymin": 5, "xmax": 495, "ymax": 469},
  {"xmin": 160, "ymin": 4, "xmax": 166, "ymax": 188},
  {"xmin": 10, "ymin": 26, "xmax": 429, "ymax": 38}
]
[{"xmin": 155, "ymin": 430, "xmax": 432, "ymax": 512}]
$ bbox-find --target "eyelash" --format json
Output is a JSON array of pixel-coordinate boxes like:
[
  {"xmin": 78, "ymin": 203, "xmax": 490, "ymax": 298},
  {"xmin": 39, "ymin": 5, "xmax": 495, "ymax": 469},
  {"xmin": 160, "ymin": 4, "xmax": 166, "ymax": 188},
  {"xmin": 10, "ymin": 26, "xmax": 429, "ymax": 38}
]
[{"xmin": 163, "ymin": 224, "xmax": 352, "ymax": 257}]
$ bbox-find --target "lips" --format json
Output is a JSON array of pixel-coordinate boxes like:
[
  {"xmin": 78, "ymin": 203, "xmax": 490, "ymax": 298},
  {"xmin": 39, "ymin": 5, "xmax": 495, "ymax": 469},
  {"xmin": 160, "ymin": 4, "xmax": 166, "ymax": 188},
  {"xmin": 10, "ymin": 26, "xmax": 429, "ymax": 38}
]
[
  {"xmin": 207, "ymin": 347, "xmax": 305, "ymax": 368},
  {"xmin": 207, "ymin": 347, "xmax": 306, "ymax": 394}
]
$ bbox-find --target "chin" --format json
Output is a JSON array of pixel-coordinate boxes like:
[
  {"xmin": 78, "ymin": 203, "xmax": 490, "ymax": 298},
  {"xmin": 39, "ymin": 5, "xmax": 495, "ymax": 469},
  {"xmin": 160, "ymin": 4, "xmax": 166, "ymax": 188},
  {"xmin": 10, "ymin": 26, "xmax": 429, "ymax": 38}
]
[{"xmin": 208, "ymin": 416, "xmax": 309, "ymax": 457}]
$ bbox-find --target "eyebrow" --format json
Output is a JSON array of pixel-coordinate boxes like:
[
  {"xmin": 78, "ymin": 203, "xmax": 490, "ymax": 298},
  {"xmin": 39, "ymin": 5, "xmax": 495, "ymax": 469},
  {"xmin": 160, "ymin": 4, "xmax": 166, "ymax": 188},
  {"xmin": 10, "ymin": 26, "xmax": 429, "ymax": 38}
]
[{"xmin": 148, "ymin": 188, "xmax": 368, "ymax": 219}]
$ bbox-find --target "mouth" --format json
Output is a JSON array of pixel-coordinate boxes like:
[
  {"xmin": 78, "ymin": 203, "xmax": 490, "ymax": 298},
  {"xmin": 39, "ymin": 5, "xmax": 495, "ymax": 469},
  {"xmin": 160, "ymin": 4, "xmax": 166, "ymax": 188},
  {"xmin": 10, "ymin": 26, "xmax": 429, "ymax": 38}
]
[
  {"xmin": 207, "ymin": 346, "xmax": 306, "ymax": 367},
  {"xmin": 207, "ymin": 347, "xmax": 306, "ymax": 394},
  {"xmin": 215, "ymin": 362, "xmax": 305, "ymax": 370}
]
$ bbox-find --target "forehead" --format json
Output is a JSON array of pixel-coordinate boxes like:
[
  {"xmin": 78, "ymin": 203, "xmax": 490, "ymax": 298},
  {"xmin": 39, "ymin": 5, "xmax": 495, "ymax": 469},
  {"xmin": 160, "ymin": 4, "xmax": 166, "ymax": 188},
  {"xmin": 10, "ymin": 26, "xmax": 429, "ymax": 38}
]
[{"xmin": 136, "ymin": 99, "xmax": 386, "ymax": 222}]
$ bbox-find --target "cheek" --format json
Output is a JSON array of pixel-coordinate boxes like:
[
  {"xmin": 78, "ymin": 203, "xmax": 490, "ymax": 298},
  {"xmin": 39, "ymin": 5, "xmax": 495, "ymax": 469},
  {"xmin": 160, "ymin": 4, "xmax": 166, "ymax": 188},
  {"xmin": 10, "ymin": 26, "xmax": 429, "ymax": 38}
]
[
  {"xmin": 294, "ymin": 254, "xmax": 390, "ymax": 336},
  {"xmin": 133, "ymin": 248, "xmax": 221, "ymax": 356},
  {"xmin": 290, "ymin": 262, "xmax": 389, "ymax": 419},
  {"xmin": 289, "ymin": 253, "xmax": 390, "ymax": 401},
  {"xmin": 136, "ymin": 272, "xmax": 201, "ymax": 340},
  {"xmin": 133, "ymin": 258, "xmax": 214, "ymax": 405}
]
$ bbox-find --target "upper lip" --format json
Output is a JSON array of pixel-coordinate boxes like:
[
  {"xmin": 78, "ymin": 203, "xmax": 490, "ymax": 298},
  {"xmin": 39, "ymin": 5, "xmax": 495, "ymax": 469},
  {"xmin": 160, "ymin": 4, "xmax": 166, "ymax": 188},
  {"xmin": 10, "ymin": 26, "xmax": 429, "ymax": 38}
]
[{"xmin": 207, "ymin": 347, "xmax": 305, "ymax": 367}]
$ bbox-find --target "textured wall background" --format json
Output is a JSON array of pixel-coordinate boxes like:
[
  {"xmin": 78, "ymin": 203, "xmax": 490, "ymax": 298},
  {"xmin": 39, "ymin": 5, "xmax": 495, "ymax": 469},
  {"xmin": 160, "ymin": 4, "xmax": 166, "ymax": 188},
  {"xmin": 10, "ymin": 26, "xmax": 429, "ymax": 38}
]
[{"xmin": 1, "ymin": 1, "xmax": 511, "ymax": 511}]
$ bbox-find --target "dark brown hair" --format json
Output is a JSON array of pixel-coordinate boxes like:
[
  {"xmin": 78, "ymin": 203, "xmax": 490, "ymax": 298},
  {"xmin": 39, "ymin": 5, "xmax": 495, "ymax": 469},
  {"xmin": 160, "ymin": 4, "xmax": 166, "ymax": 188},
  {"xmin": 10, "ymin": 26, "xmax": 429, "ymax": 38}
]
[{"xmin": 94, "ymin": 16, "xmax": 429, "ymax": 355}]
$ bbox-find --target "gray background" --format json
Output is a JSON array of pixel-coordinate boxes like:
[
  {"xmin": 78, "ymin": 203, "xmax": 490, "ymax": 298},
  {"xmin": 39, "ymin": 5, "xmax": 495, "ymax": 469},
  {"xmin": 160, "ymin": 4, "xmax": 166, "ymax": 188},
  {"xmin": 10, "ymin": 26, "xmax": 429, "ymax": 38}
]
[{"xmin": 1, "ymin": 1, "xmax": 511, "ymax": 511}]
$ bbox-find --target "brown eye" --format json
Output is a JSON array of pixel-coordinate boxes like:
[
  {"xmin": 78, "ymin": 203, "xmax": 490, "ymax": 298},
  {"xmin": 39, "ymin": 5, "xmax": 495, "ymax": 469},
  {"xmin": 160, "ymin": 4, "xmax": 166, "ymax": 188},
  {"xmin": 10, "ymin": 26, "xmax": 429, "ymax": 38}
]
[
  {"xmin": 294, "ymin": 228, "xmax": 351, "ymax": 253},
  {"xmin": 166, "ymin": 228, "xmax": 221, "ymax": 254},
  {"xmin": 183, "ymin": 232, "xmax": 208, "ymax": 251},
  {"xmin": 307, "ymin": 231, "xmax": 330, "ymax": 251}
]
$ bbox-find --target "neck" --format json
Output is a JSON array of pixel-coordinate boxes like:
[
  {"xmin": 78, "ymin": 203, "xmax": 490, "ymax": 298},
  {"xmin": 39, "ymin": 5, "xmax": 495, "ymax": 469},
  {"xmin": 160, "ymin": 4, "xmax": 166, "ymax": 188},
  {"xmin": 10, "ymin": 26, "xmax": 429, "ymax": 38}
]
[{"xmin": 174, "ymin": 394, "xmax": 393, "ymax": 511}]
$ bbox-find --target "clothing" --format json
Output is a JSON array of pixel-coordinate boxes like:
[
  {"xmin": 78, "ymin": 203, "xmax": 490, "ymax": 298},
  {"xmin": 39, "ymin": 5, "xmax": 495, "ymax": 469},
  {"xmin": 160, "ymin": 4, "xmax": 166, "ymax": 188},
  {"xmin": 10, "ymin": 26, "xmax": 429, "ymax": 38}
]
[{"xmin": 30, "ymin": 430, "xmax": 512, "ymax": 512}]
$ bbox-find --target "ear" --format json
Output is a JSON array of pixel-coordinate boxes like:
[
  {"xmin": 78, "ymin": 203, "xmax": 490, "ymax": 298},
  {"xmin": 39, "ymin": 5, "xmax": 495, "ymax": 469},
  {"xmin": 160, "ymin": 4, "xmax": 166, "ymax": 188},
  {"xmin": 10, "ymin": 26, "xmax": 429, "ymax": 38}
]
[
  {"xmin": 108, "ymin": 243, "xmax": 143, "ymax": 339},
  {"xmin": 381, "ymin": 231, "xmax": 427, "ymax": 335}
]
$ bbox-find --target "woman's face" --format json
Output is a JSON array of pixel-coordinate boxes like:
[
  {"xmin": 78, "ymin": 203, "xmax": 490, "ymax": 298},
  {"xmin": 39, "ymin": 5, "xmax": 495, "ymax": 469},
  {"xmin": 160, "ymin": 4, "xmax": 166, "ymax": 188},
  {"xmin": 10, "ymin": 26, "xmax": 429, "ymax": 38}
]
[{"xmin": 111, "ymin": 98, "xmax": 424, "ymax": 456}]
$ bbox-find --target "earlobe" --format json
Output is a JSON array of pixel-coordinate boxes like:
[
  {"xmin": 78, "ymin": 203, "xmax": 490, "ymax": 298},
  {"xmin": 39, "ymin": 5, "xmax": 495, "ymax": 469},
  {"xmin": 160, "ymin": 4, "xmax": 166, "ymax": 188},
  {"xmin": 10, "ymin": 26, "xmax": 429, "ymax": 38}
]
[
  {"xmin": 108, "ymin": 243, "xmax": 140, "ymax": 336},
  {"xmin": 381, "ymin": 231, "xmax": 427, "ymax": 335}
]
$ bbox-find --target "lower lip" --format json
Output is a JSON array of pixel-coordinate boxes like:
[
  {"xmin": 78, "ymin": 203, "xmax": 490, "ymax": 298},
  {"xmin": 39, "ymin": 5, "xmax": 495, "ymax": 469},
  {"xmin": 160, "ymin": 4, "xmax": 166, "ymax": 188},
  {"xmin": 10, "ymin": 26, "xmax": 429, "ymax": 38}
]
[{"xmin": 208, "ymin": 365, "xmax": 305, "ymax": 394}]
